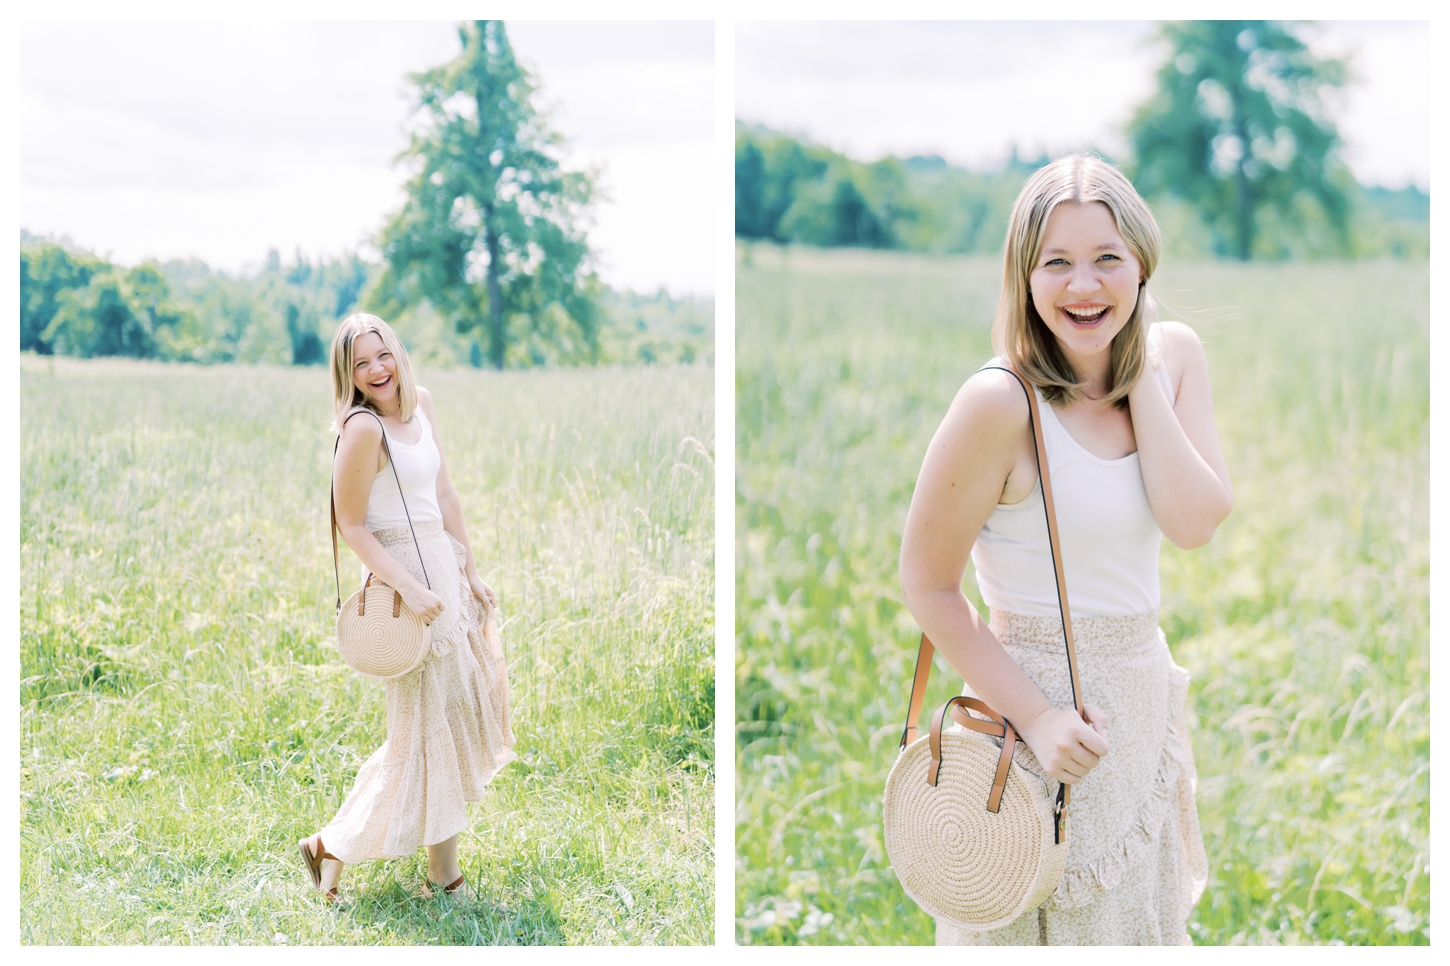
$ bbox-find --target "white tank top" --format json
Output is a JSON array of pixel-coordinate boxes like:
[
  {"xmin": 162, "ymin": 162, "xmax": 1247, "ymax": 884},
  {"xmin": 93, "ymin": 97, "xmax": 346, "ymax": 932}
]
[
  {"xmin": 970, "ymin": 325, "xmax": 1176, "ymax": 619},
  {"xmin": 362, "ymin": 408, "xmax": 444, "ymax": 532}
]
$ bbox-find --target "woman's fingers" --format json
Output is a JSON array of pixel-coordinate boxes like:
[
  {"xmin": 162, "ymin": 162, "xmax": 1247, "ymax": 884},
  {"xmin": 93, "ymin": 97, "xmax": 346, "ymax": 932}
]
[
  {"xmin": 1078, "ymin": 724, "xmax": 1109, "ymax": 758},
  {"xmin": 1021, "ymin": 706, "xmax": 1111, "ymax": 784}
]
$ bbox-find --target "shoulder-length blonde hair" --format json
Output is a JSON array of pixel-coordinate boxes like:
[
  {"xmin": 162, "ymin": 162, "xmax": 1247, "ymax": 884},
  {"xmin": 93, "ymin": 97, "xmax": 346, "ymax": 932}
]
[
  {"xmin": 329, "ymin": 313, "xmax": 419, "ymax": 430},
  {"xmin": 992, "ymin": 154, "xmax": 1162, "ymax": 410}
]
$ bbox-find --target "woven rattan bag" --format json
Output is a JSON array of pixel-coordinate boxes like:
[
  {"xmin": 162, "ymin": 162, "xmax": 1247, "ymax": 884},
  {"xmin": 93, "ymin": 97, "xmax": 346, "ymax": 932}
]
[
  {"xmin": 882, "ymin": 365, "xmax": 1087, "ymax": 931},
  {"xmin": 330, "ymin": 408, "xmax": 433, "ymax": 681}
]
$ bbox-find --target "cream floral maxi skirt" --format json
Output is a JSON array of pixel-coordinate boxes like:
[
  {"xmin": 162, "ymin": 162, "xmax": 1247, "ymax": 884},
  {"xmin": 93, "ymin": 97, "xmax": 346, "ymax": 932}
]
[
  {"xmin": 935, "ymin": 611, "xmax": 1208, "ymax": 946},
  {"xmin": 321, "ymin": 521, "xmax": 515, "ymax": 863}
]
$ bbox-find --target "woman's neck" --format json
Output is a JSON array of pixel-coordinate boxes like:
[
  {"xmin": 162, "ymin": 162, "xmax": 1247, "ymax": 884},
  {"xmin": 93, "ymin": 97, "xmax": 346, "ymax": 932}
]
[{"xmin": 1061, "ymin": 345, "xmax": 1113, "ymax": 401}]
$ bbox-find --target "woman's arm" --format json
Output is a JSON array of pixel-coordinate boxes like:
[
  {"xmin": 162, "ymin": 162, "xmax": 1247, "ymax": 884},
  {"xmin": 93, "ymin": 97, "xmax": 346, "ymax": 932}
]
[
  {"xmin": 1127, "ymin": 321, "xmax": 1233, "ymax": 549},
  {"xmin": 900, "ymin": 369, "xmax": 1109, "ymax": 785},
  {"xmin": 417, "ymin": 388, "xmax": 496, "ymax": 610},
  {"xmin": 334, "ymin": 413, "xmax": 445, "ymax": 622}
]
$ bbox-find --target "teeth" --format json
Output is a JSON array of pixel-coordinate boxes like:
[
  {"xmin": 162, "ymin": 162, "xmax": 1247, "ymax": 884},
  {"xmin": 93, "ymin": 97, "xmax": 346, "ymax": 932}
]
[{"xmin": 1065, "ymin": 306, "xmax": 1106, "ymax": 317}]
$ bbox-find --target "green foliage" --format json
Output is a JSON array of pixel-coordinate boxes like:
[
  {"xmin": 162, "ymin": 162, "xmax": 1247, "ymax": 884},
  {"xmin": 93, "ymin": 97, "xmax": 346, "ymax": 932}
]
[
  {"xmin": 733, "ymin": 125, "xmax": 1426, "ymax": 263},
  {"xmin": 160, "ymin": 248, "xmax": 373, "ymax": 365},
  {"xmin": 21, "ymin": 356, "xmax": 713, "ymax": 944},
  {"xmin": 20, "ymin": 236, "xmax": 104, "ymax": 354},
  {"xmin": 43, "ymin": 262, "xmax": 190, "ymax": 360},
  {"xmin": 734, "ymin": 127, "xmax": 829, "ymax": 241},
  {"xmin": 599, "ymin": 288, "xmax": 715, "ymax": 367},
  {"xmin": 734, "ymin": 243, "xmax": 1428, "ymax": 945},
  {"xmin": 21, "ymin": 236, "xmax": 193, "ymax": 360},
  {"xmin": 1128, "ymin": 21, "xmax": 1350, "ymax": 260},
  {"xmin": 376, "ymin": 21, "xmax": 599, "ymax": 370},
  {"xmin": 19, "ymin": 234, "xmax": 711, "ymax": 371}
]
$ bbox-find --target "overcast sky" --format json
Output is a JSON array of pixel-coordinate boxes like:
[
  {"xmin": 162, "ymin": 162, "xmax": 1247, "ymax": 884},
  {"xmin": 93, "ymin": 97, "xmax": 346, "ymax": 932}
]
[
  {"xmin": 736, "ymin": 20, "xmax": 1431, "ymax": 191},
  {"xmin": 18, "ymin": 20, "xmax": 714, "ymax": 295}
]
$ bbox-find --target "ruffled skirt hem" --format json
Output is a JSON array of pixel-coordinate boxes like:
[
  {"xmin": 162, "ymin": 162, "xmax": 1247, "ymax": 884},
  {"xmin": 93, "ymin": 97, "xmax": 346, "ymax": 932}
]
[{"xmin": 320, "ymin": 522, "xmax": 515, "ymax": 865}]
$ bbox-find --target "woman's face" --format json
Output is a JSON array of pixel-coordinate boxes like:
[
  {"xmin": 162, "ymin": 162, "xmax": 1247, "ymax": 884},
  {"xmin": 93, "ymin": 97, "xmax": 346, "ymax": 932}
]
[
  {"xmin": 351, "ymin": 331, "xmax": 400, "ymax": 411},
  {"xmin": 1029, "ymin": 201, "xmax": 1143, "ymax": 364}
]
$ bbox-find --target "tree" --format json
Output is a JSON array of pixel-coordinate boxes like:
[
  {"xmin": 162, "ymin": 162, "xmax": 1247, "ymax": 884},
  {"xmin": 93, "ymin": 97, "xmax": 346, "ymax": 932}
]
[
  {"xmin": 734, "ymin": 125, "xmax": 829, "ymax": 241},
  {"xmin": 1128, "ymin": 21, "xmax": 1350, "ymax": 260},
  {"xmin": 375, "ymin": 20, "xmax": 599, "ymax": 369},
  {"xmin": 20, "ymin": 241, "xmax": 104, "ymax": 354},
  {"xmin": 41, "ymin": 262, "xmax": 189, "ymax": 359}
]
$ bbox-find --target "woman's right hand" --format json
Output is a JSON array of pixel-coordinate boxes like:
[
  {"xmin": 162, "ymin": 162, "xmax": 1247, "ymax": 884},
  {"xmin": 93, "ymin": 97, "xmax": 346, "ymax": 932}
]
[
  {"xmin": 396, "ymin": 583, "xmax": 445, "ymax": 625},
  {"xmin": 1017, "ymin": 704, "xmax": 1110, "ymax": 784}
]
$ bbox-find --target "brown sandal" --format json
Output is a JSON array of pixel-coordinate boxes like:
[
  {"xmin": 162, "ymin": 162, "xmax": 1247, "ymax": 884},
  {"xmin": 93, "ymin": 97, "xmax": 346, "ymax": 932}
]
[
  {"xmin": 424, "ymin": 873, "xmax": 468, "ymax": 899},
  {"xmin": 298, "ymin": 835, "xmax": 341, "ymax": 902}
]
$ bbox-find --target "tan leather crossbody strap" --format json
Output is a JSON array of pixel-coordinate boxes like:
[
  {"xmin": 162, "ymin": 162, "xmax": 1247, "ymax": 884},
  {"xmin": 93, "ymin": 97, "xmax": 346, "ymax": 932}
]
[
  {"xmin": 330, "ymin": 408, "xmax": 430, "ymax": 612},
  {"xmin": 984, "ymin": 365, "xmax": 1084, "ymax": 719},
  {"xmin": 897, "ymin": 365, "xmax": 1082, "ymax": 835}
]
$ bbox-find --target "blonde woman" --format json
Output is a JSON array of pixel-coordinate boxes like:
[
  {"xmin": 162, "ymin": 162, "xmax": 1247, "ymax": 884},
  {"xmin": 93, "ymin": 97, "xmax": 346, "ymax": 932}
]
[
  {"xmin": 299, "ymin": 313, "xmax": 514, "ymax": 901},
  {"xmin": 899, "ymin": 155, "xmax": 1232, "ymax": 944}
]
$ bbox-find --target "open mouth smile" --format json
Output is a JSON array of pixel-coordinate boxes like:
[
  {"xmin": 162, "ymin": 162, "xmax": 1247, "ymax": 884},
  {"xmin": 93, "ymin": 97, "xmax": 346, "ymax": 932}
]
[{"xmin": 1061, "ymin": 305, "xmax": 1110, "ymax": 327}]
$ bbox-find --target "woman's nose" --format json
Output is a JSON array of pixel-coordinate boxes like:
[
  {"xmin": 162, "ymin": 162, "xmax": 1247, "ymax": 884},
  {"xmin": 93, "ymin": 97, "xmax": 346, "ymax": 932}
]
[{"xmin": 1066, "ymin": 264, "xmax": 1100, "ymax": 295}]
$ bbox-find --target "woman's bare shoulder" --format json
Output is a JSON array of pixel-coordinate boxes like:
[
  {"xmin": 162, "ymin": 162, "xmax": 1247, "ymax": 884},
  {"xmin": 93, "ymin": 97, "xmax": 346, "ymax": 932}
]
[
  {"xmin": 416, "ymin": 385, "xmax": 438, "ymax": 417},
  {"xmin": 338, "ymin": 408, "xmax": 384, "ymax": 443},
  {"xmin": 1154, "ymin": 321, "xmax": 1209, "ymax": 389},
  {"xmin": 1156, "ymin": 320, "xmax": 1206, "ymax": 360},
  {"xmin": 947, "ymin": 365, "xmax": 1032, "ymax": 430},
  {"xmin": 921, "ymin": 364, "xmax": 1033, "ymax": 476}
]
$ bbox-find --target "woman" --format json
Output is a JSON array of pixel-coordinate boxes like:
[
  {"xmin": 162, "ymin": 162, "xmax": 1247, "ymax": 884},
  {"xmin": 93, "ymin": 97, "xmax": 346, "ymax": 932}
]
[
  {"xmin": 299, "ymin": 313, "xmax": 515, "ymax": 902},
  {"xmin": 899, "ymin": 155, "xmax": 1232, "ymax": 944}
]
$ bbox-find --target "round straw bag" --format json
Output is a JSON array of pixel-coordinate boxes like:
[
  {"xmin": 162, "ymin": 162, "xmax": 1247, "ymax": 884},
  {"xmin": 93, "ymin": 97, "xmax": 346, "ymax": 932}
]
[
  {"xmin": 335, "ymin": 574, "xmax": 429, "ymax": 680},
  {"xmin": 329, "ymin": 409, "xmax": 432, "ymax": 682},
  {"xmin": 883, "ymin": 696, "xmax": 1068, "ymax": 929},
  {"xmin": 882, "ymin": 365, "xmax": 1086, "ymax": 931}
]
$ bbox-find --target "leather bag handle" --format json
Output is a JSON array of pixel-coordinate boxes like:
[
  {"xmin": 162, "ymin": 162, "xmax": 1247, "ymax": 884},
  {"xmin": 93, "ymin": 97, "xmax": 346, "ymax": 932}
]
[
  {"xmin": 927, "ymin": 696, "xmax": 1018, "ymax": 813},
  {"xmin": 897, "ymin": 364, "xmax": 1082, "ymax": 839},
  {"xmin": 331, "ymin": 408, "xmax": 430, "ymax": 613}
]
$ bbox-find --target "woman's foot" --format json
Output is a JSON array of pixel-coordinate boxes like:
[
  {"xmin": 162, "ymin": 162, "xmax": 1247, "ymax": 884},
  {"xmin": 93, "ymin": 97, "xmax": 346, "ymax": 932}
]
[
  {"xmin": 424, "ymin": 833, "xmax": 466, "ymax": 900},
  {"xmin": 298, "ymin": 834, "xmax": 344, "ymax": 902},
  {"xmin": 424, "ymin": 872, "xmax": 472, "ymax": 902}
]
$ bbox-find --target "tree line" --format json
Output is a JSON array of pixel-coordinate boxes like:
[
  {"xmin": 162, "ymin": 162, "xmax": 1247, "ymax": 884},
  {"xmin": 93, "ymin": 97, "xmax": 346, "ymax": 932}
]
[
  {"xmin": 736, "ymin": 21, "xmax": 1429, "ymax": 262},
  {"xmin": 20, "ymin": 20, "xmax": 711, "ymax": 370},
  {"xmin": 20, "ymin": 233, "xmax": 711, "ymax": 368}
]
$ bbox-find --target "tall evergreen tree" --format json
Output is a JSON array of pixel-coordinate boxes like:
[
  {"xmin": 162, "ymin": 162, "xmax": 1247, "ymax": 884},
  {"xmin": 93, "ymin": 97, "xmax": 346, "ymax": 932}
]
[
  {"xmin": 375, "ymin": 20, "xmax": 599, "ymax": 369},
  {"xmin": 1129, "ymin": 21, "xmax": 1350, "ymax": 260}
]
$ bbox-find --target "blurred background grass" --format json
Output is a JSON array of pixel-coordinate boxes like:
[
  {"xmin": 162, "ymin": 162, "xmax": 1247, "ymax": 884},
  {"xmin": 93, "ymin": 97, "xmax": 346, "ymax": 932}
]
[
  {"xmin": 21, "ymin": 357, "xmax": 714, "ymax": 944},
  {"xmin": 733, "ymin": 242, "xmax": 1428, "ymax": 945}
]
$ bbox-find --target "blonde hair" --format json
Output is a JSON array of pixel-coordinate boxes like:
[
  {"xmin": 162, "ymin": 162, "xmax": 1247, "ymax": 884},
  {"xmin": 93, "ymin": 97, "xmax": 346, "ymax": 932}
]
[
  {"xmin": 991, "ymin": 154, "xmax": 1162, "ymax": 410},
  {"xmin": 329, "ymin": 313, "xmax": 419, "ymax": 429}
]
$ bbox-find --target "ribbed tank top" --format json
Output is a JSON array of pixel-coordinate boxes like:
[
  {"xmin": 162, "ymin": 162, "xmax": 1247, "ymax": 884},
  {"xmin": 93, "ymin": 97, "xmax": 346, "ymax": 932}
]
[
  {"xmin": 971, "ymin": 325, "xmax": 1176, "ymax": 619},
  {"xmin": 363, "ymin": 408, "xmax": 444, "ymax": 532}
]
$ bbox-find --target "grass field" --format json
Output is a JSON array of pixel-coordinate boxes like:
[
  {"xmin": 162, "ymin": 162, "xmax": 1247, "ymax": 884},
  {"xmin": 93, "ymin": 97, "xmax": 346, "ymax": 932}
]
[
  {"xmin": 734, "ymin": 244, "xmax": 1429, "ymax": 945},
  {"xmin": 21, "ymin": 357, "xmax": 714, "ymax": 945}
]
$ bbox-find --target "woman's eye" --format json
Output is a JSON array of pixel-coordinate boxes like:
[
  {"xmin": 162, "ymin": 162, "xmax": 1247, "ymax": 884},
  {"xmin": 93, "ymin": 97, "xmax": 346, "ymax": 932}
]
[
  {"xmin": 1045, "ymin": 258, "xmax": 1066, "ymax": 267},
  {"xmin": 1100, "ymin": 253, "xmax": 1120, "ymax": 262}
]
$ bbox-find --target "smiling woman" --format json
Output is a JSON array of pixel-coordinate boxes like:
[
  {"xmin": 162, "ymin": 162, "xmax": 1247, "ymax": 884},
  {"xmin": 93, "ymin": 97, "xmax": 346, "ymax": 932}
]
[
  {"xmin": 299, "ymin": 312, "xmax": 515, "ymax": 903},
  {"xmin": 895, "ymin": 154, "xmax": 1233, "ymax": 944}
]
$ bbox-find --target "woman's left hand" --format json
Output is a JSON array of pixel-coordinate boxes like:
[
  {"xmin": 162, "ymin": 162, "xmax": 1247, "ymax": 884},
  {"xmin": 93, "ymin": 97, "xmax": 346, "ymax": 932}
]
[{"xmin": 468, "ymin": 573, "xmax": 497, "ymax": 612}]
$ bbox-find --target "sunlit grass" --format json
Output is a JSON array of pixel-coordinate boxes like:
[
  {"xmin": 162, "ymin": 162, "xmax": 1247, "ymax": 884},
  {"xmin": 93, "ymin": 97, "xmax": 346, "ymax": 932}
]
[
  {"xmin": 733, "ymin": 243, "xmax": 1428, "ymax": 945},
  {"xmin": 21, "ymin": 356, "xmax": 714, "ymax": 945}
]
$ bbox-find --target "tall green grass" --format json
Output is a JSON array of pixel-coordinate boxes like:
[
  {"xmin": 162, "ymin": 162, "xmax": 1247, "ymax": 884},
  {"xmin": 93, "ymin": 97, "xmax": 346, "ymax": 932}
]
[
  {"xmin": 734, "ymin": 244, "xmax": 1428, "ymax": 945},
  {"xmin": 21, "ymin": 357, "xmax": 714, "ymax": 945}
]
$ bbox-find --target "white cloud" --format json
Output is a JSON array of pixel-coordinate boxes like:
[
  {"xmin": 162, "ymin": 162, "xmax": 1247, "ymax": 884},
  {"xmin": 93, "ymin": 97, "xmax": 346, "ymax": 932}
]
[
  {"xmin": 583, "ymin": 139, "xmax": 714, "ymax": 295},
  {"xmin": 17, "ymin": 19, "xmax": 715, "ymax": 294}
]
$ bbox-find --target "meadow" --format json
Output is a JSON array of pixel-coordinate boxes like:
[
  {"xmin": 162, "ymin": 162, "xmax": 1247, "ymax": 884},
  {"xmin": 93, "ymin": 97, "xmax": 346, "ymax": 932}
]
[
  {"xmin": 21, "ymin": 357, "xmax": 714, "ymax": 944},
  {"xmin": 734, "ymin": 244, "xmax": 1429, "ymax": 945}
]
